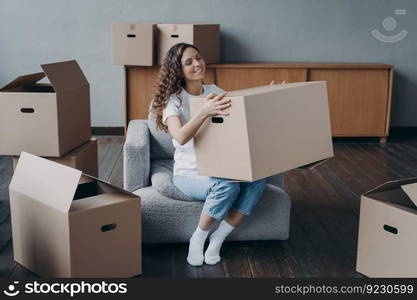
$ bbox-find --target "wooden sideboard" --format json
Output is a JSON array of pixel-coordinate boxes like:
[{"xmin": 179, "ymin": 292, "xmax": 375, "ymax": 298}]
[{"xmin": 124, "ymin": 62, "xmax": 394, "ymax": 142}]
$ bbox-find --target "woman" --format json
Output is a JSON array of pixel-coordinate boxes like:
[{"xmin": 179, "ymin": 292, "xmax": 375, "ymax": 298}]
[{"xmin": 151, "ymin": 43, "xmax": 267, "ymax": 266}]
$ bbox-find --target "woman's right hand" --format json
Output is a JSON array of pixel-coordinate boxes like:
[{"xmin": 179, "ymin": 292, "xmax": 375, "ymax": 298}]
[{"xmin": 200, "ymin": 92, "xmax": 231, "ymax": 117}]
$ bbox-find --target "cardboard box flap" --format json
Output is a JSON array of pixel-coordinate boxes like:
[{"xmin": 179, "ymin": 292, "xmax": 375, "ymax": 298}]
[
  {"xmin": 82, "ymin": 173, "xmax": 139, "ymax": 198},
  {"xmin": 0, "ymin": 72, "xmax": 45, "ymax": 91},
  {"xmin": 41, "ymin": 60, "xmax": 89, "ymax": 92},
  {"xmin": 363, "ymin": 177, "xmax": 417, "ymax": 196},
  {"xmin": 10, "ymin": 152, "xmax": 82, "ymax": 213},
  {"xmin": 401, "ymin": 182, "xmax": 417, "ymax": 206}
]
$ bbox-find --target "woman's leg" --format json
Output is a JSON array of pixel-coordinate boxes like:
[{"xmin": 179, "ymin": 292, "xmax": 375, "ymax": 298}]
[
  {"xmin": 173, "ymin": 175, "xmax": 241, "ymax": 226},
  {"xmin": 173, "ymin": 175, "xmax": 240, "ymax": 266},
  {"xmin": 231, "ymin": 178, "xmax": 268, "ymax": 219},
  {"xmin": 204, "ymin": 178, "xmax": 268, "ymax": 265},
  {"xmin": 225, "ymin": 208, "xmax": 246, "ymax": 226},
  {"xmin": 198, "ymin": 210, "xmax": 216, "ymax": 231},
  {"xmin": 173, "ymin": 175, "xmax": 214, "ymax": 266}
]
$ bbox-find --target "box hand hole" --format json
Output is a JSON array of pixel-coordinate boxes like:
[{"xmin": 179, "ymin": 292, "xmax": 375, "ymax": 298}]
[
  {"xmin": 171, "ymin": 34, "xmax": 179, "ymax": 38},
  {"xmin": 383, "ymin": 224, "xmax": 398, "ymax": 234},
  {"xmin": 127, "ymin": 34, "xmax": 136, "ymax": 38},
  {"xmin": 211, "ymin": 117, "xmax": 224, "ymax": 123},
  {"xmin": 21, "ymin": 108, "xmax": 34, "ymax": 113},
  {"xmin": 101, "ymin": 223, "xmax": 117, "ymax": 232}
]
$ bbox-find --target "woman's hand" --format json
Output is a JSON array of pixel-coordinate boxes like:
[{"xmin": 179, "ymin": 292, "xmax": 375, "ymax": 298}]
[
  {"xmin": 200, "ymin": 92, "xmax": 231, "ymax": 117},
  {"xmin": 167, "ymin": 92, "xmax": 231, "ymax": 145}
]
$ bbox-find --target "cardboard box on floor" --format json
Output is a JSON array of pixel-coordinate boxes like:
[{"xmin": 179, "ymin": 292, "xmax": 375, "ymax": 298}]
[
  {"xmin": 356, "ymin": 177, "xmax": 417, "ymax": 277},
  {"xmin": 12, "ymin": 139, "xmax": 98, "ymax": 177},
  {"xmin": 112, "ymin": 23, "xmax": 157, "ymax": 66},
  {"xmin": 0, "ymin": 60, "xmax": 91, "ymax": 157},
  {"xmin": 9, "ymin": 152, "xmax": 141, "ymax": 278},
  {"xmin": 189, "ymin": 81, "xmax": 334, "ymax": 181},
  {"xmin": 157, "ymin": 24, "xmax": 219, "ymax": 64}
]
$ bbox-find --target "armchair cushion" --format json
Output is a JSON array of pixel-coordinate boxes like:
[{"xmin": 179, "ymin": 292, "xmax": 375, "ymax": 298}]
[
  {"xmin": 150, "ymin": 159, "xmax": 286, "ymax": 203},
  {"xmin": 150, "ymin": 159, "xmax": 194, "ymax": 202}
]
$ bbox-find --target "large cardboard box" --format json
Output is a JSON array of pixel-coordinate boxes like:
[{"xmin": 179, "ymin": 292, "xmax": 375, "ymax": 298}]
[
  {"xmin": 12, "ymin": 139, "xmax": 98, "ymax": 177},
  {"xmin": 9, "ymin": 152, "xmax": 141, "ymax": 278},
  {"xmin": 0, "ymin": 60, "xmax": 91, "ymax": 157},
  {"xmin": 112, "ymin": 23, "xmax": 157, "ymax": 66},
  {"xmin": 356, "ymin": 177, "xmax": 417, "ymax": 277},
  {"xmin": 157, "ymin": 24, "xmax": 219, "ymax": 64},
  {"xmin": 189, "ymin": 81, "xmax": 334, "ymax": 181}
]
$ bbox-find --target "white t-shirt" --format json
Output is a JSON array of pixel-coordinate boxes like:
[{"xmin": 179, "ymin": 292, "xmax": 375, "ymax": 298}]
[{"xmin": 162, "ymin": 84, "xmax": 224, "ymax": 176}]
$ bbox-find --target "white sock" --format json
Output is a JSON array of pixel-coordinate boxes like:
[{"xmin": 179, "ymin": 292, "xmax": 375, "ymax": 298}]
[
  {"xmin": 204, "ymin": 220, "xmax": 235, "ymax": 265},
  {"xmin": 187, "ymin": 226, "xmax": 209, "ymax": 266}
]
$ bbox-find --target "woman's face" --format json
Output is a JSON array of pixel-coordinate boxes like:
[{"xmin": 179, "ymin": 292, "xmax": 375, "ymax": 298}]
[{"xmin": 181, "ymin": 47, "xmax": 205, "ymax": 82}]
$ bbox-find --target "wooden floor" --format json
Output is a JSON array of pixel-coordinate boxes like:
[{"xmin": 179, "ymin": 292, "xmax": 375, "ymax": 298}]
[{"xmin": 1, "ymin": 135, "xmax": 417, "ymax": 278}]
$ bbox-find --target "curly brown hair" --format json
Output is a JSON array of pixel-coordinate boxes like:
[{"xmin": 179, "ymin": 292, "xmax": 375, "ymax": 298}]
[{"xmin": 150, "ymin": 43, "xmax": 201, "ymax": 132}]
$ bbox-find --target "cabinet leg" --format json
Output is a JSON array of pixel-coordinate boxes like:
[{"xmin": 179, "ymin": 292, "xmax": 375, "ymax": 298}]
[{"xmin": 379, "ymin": 137, "xmax": 387, "ymax": 144}]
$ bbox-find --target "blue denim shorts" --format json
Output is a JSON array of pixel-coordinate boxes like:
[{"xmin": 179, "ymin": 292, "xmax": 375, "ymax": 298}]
[{"xmin": 173, "ymin": 173, "xmax": 267, "ymax": 220}]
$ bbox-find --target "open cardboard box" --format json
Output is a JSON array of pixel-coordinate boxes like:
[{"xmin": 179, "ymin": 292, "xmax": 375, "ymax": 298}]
[
  {"xmin": 0, "ymin": 60, "xmax": 91, "ymax": 157},
  {"xmin": 9, "ymin": 152, "xmax": 141, "ymax": 278},
  {"xmin": 356, "ymin": 177, "xmax": 417, "ymax": 277},
  {"xmin": 190, "ymin": 81, "xmax": 334, "ymax": 181},
  {"xmin": 112, "ymin": 23, "xmax": 157, "ymax": 66},
  {"xmin": 12, "ymin": 139, "xmax": 98, "ymax": 177}
]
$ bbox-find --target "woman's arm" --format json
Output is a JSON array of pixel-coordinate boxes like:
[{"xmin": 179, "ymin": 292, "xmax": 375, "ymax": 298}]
[{"xmin": 167, "ymin": 92, "xmax": 230, "ymax": 145}]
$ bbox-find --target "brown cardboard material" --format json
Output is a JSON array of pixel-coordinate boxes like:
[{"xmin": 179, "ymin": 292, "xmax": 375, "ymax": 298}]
[
  {"xmin": 356, "ymin": 177, "xmax": 417, "ymax": 277},
  {"xmin": 296, "ymin": 158, "xmax": 330, "ymax": 170},
  {"xmin": 112, "ymin": 23, "xmax": 157, "ymax": 66},
  {"xmin": 0, "ymin": 60, "xmax": 91, "ymax": 157},
  {"xmin": 9, "ymin": 152, "xmax": 141, "ymax": 278},
  {"xmin": 157, "ymin": 24, "xmax": 219, "ymax": 64},
  {"xmin": 400, "ymin": 182, "xmax": 417, "ymax": 205},
  {"xmin": 189, "ymin": 81, "xmax": 334, "ymax": 181},
  {"xmin": 12, "ymin": 139, "xmax": 98, "ymax": 177}
]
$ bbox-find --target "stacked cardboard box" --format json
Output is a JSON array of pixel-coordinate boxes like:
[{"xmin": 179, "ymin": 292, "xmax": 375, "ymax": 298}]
[
  {"xmin": 156, "ymin": 24, "xmax": 219, "ymax": 64},
  {"xmin": 112, "ymin": 23, "xmax": 220, "ymax": 66},
  {"xmin": 3, "ymin": 60, "xmax": 142, "ymax": 277},
  {"xmin": 0, "ymin": 60, "xmax": 98, "ymax": 176},
  {"xmin": 9, "ymin": 152, "xmax": 141, "ymax": 277},
  {"xmin": 112, "ymin": 23, "xmax": 157, "ymax": 66},
  {"xmin": 12, "ymin": 139, "xmax": 98, "ymax": 177},
  {"xmin": 0, "ymin": 60, "xmax": 91, "ymax": 157}
]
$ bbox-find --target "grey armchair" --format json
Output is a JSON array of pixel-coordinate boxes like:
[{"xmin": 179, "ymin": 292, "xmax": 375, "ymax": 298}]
[{"xmin": 123, "ymin": 115, "xmax": 291, "ymax": 243}]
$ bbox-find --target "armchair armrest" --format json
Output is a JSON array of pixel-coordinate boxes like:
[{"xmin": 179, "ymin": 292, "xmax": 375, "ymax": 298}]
[{"xmin": 123, "ymin": 120, "xmax": 151, "ymax": 191}]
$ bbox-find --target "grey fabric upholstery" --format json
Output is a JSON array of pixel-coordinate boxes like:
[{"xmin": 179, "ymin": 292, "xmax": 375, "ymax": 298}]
[
  {"xmin": 123, "ymin": 120, "xmax": 150, "ymax": 191},
  {"xmin": 147, "ymin": 113, "xmax": 175, "ymax": 160},
  {"xmin": 124, "ymin": 119, "xmax": 291, "ymax": 243},
  {"xmin": 134, "ymin": 184, "xmax": 290, "ymax": 243},
  {"xmin": 150, "ymin": 159, "xmax": 194, "ymax": 201}
]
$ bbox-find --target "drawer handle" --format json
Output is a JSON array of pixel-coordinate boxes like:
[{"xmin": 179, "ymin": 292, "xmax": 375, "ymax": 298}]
[
  {"xmin": 127, "ymin": 34, "xmax": 136, "ymax": 38},
  {"xmin": 171, "ymin": 34, "xmax": 179, "ymax": 38},
  {"xmin": 21, "ymin": 108, "xmax": 34, "ymax": 113},
  {"xmin": 101, "ymin": 223, "xmax": 117, "ymax": 232},
  {"xmin": 383, "ymin": 224, "xmax": 398, "ymax": 234},
  {"xmin": 211, "ymin": 117, "xmax": 224, "ymax": 123}
]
